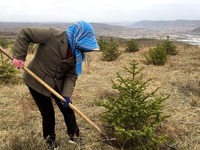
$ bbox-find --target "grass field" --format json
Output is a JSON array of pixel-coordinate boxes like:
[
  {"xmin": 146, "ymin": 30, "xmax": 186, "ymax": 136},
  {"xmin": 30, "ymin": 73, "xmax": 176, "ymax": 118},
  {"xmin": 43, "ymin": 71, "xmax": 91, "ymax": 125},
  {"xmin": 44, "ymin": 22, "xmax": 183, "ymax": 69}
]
[{"xmin": 0, "ymin": 42, "xmax": 200, "ymax": 150}]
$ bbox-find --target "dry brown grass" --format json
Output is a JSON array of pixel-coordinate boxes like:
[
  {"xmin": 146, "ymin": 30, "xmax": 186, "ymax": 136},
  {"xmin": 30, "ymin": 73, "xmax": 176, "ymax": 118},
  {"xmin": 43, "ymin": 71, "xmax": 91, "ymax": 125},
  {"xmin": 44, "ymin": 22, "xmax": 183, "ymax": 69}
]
[{"xmin": 0, "ymin": 44, "xmax": 200, "ymax": 150}]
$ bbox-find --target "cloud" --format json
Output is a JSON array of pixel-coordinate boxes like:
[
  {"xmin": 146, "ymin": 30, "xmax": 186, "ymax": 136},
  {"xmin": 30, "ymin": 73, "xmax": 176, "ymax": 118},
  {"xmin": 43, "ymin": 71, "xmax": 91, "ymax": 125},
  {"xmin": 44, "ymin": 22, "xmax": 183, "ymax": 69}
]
[{"xmin": 0, "ymin": 0, "xmax": 200, "ymax": 22}]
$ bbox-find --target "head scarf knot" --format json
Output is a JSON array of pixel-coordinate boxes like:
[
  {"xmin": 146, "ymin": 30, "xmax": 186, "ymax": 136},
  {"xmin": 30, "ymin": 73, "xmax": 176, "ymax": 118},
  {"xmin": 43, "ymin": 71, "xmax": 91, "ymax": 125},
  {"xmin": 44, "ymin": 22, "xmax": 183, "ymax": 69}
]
[{"xmin": 66, "ymin": 21, "xmax": 99, "ymax": 75}]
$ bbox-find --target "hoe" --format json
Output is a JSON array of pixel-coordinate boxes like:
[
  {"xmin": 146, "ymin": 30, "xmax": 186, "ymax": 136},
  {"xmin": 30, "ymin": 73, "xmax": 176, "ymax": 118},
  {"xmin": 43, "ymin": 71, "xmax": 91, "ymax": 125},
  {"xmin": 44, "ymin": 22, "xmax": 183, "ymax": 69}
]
[{"xmin": 0, "ymin": 46, "xmax": 115, "ymax": 147}]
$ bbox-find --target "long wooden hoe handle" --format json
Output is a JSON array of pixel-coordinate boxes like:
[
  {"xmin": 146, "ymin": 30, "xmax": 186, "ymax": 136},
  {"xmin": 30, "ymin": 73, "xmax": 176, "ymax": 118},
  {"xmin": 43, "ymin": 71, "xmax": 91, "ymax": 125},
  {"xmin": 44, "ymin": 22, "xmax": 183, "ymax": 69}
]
[{"xmin": 0, "ymin": 46, "xmax": 102, "ymax": 134}]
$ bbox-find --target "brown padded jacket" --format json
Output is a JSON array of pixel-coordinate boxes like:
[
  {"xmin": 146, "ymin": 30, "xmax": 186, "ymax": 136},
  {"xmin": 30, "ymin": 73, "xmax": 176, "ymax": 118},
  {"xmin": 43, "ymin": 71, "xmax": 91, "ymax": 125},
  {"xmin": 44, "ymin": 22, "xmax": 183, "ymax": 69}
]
[{"xmin": 13, "ymin": 27, "xmax": 77, "ymax": 97}]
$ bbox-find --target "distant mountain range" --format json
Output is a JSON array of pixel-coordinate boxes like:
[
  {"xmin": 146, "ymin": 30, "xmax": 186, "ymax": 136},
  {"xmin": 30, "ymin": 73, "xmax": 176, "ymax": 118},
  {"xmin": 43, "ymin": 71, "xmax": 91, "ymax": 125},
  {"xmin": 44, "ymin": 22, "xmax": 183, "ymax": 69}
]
[
  {"xmin": 0, "ymin": 22, "xmax": 126, "ymax": 33},
  {"xmin": 192, "ymin": 27, "xmax": 200, "ymax": 34},
  {"xmin": 131, "ymin": 20, "xmax": 200, "ymax": 29},
  {"xmin": 1, "ymin": 20, "xmax": 200, "ymax": 38},
  {"xmin": 1, "ymin": 20, "xmax": 200, "ymax": 32}
]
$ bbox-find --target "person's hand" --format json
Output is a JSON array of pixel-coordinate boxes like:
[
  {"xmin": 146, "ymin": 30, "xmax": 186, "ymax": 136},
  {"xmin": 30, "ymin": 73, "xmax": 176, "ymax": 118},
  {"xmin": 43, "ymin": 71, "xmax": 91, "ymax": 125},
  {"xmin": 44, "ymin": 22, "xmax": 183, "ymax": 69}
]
[
  {"xmin": 12, "ymin": 58, "xmax": 25, "ymax": 69},
  {"xmin": 61, "ymin": 96, "xmax": 71, "ymax": 108}
]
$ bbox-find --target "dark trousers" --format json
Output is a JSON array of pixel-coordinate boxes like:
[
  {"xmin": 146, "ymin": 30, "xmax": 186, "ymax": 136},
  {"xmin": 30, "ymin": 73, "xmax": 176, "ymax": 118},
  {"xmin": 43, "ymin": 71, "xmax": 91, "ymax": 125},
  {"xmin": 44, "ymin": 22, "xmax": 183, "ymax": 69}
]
[{"xmin": 28, "ymin": 87, "xmax": 79, "ymax": 140}]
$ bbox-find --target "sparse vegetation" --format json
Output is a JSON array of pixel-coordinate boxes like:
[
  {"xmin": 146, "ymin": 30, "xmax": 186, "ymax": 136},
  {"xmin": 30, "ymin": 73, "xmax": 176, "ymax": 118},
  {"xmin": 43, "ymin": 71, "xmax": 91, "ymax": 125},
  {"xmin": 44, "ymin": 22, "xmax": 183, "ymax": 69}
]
[
  {"xmin": 101, "ymin": 37, "xmax": 120, "ymax": 61},
  {"xmin": 0, "ymin": 37, "xmax": 21, "ymax": 84},
  {"xmin": 145, "ymin": 44, "xmax": 168, "ymax": 65},
  {"xmin": 1, "ymin": 133, "xmax": 46, "ymax": 150},
  {"xmin": 0, "ymin": 53, "xmax": 21, "ymax": 84},
  {"xmin": 98, "ymin": 36, "xmax": 107, "ymax": 51},
  {"xmin": 125, "ymin": 38, "xmax": 139, "ymax": 52},
  {"xmin": 0, "ymin": 34, "xmax": 200, "ymax": 150},
  {"xmin": 0, "ymin": 38, "xmax": 9, "ymax": 49},
  {"xmin": 161, "ymin": 36, "xmax": 177, "ymax": 55}
]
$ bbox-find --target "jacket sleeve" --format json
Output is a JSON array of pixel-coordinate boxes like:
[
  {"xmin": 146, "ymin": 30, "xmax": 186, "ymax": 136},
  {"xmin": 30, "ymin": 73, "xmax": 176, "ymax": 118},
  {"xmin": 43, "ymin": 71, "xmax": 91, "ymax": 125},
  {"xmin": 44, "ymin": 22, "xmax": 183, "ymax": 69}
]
[
  {"xmin": 13, "ymin": 27, "xmax": 53, "ymax": 61},
  {"xmin": 61, "ymin": 65, "xmax": 78, "ymax": 98}
]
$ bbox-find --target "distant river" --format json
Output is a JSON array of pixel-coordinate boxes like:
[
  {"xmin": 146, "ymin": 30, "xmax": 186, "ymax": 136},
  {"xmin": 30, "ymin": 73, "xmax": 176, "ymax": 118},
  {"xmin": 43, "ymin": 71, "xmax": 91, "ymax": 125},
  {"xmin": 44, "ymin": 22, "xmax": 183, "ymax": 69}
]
[{"xmin": 176, "ymin": 34, "xmax": 200, "ymax": 46}]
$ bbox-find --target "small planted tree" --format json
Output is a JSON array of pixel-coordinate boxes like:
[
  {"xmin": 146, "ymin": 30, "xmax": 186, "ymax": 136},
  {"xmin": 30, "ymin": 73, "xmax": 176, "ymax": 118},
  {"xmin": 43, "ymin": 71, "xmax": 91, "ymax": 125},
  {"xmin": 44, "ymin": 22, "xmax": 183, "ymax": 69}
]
[
  {"xmin": 0, "ymin": 39, "xmax": 21, "ymax": 84},
  {"xmin": 101, "ymin": 37, "xmax": 120, "ymax": 61},
  {"xmin": 0, "ymin": 57, "xmax": 21, "ymax": 84},
  {"xmin": 161, "ymin": 36, "xmax": 177, "ymax": 55},
  {"xmin": 126, "ymin": 39, "xmax": 139, "ymax": 52},
  {"xmin": 0, "ymin": 38, "xmax": 9, "ymax": 49},
  {"xmin": 98, "ymin": 36, "xmax": 107, "ymax": 51},
  {"xmin": 98, "ymin": 61, "xmax": 169, "ymax": 150},
  {"xmin": 145, "ymin": 44, "xmax": 167, "ymax": 66}
]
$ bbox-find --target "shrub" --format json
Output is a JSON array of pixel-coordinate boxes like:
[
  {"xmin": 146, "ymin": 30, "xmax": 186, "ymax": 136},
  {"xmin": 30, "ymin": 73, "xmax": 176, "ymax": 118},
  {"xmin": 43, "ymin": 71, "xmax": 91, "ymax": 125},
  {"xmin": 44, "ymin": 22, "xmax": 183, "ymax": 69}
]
[
  {"xmin": 97, "ymin": 61, "xmax": 169, "ymax": 149},
  {"xmin": 0, "ymin": 38, "xmax": 9, "ymax": 49},
  {"xmin": 0, "ymin": 54, "xmax": 22, "ymax": 84},
  {"xmin": 101, "ymin": 38, "xmax": 120, "ymax": 61},
  {"xmin": 145, "ymin": 44, "xmax": 167, "ymax": 66},
  {"xmin": 98, "ymin": 36, "xmax": 107, "ymax": 51},
  {"xmin": 161, "ymin": 36, "xmax": 177, "ymax": 55},
  {"xmin": 126, "ymin": 39, "xmax": 139, "ymax": 52},
  {"xmin": 0, "ymin": 38, "xmax": 23, "ymax": 84}
]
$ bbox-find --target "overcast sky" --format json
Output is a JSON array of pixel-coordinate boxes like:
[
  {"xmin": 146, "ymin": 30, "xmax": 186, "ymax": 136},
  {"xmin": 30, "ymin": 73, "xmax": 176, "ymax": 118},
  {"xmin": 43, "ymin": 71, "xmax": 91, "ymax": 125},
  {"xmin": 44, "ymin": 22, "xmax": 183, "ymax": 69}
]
[{"xmin": 0, "ymin": 0, "xmax": 200, "ymax": 23}]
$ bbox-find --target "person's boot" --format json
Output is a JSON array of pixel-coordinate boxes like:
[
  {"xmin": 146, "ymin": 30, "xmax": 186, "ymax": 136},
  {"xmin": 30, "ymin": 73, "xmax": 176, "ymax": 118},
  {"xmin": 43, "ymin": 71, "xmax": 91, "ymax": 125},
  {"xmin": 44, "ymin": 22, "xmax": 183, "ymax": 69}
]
[
  {"xmin": 46, "ymin": 135, "xmax": 59, "ymax": 150},
  {"xmin": 68, "ymin": 129, "xmax": 80, "ymax": 144}
]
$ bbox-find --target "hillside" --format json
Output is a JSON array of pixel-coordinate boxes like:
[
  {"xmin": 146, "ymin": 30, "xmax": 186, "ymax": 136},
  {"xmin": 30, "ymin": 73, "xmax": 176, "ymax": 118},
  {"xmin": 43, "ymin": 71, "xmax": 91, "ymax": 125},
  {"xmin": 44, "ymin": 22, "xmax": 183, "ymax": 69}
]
[
  {"xmin": 192, "ymin": 27, "xmax": 200, "ymax": 35},
  {"xmin": 1, "ymin": 21, "xmax": 200, "ymax": 46},
  {"xmin": 0, "ymin": 22, "xmax": 126, "ymax": 34},
  {"xmin": 0, "ymin": 41, "xmax": 200, "ymax": 149},
  {"xmin": 1, "ymin": 20, "xmax": 200, "ymax": 33},
  {"xmin": 0, "ymin": 22, "xmax": 136, "ymax": 40},
  {"xmin": 131, "ymin": 20, "xmax": 200, "ymax": 30}
]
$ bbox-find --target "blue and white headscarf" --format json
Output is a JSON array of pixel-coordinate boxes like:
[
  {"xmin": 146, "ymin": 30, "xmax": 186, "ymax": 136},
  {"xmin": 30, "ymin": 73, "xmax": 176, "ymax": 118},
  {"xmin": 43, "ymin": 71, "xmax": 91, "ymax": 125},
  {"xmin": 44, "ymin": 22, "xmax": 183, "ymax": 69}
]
[{"xmin": 66, "ymin": 21, "xmax": 99, "ymax": 76}]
